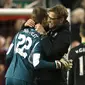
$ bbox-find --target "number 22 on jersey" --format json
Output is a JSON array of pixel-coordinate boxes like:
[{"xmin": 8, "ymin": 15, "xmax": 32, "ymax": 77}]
[{"xmin": 15, "ymin": 34, "xmax": 32, "ymax": 58}]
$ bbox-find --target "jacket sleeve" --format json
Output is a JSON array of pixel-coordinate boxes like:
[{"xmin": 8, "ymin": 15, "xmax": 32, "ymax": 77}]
[
  {"xmin": 29, "ymin": 42, "xmax": 57, "ymax": 69},
  {"xmin": 33, "ymin": 53, "xmax": 56, "ymax": 69}
]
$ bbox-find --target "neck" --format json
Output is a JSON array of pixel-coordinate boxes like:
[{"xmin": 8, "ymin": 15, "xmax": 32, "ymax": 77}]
[{"xmin": 81, "ymin": 37, "xmax": 85, "ymax": 43}]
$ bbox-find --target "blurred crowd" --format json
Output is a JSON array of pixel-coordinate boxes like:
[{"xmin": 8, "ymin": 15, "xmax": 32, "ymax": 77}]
[
  {"xmin": 71, "ymin": 0, "xmax": 85, "ymax": 48},
  {"xmin": 0, "ymin": 0, "xmax": 85, "ymax": 85},
  {"xmin": 0, "ymin": 0, "xmax": 26, "ymax": 85}
]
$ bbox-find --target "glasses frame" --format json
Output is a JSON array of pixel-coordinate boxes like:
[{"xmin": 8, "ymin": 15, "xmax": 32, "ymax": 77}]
[{"xmin": 47, "ymin": 13, "xmax": 60, "ymax": 20}]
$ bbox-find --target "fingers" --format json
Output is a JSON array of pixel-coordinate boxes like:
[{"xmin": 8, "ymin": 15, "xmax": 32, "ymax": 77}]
[
  {"xmin": 60, "ymin": 58, "xmax": 68, "ymax": 67},
  {"xmin": 68, "ymin": 60, "xmax": 73, "ymax": 69},
  {"xmin": 35, "ymin": 24, "xmax": 46, "ymax": 35},
  {"xmin": 25, "ymin": 19, "xmax": 35, "ymax": 27},
  {"xmin": 35, "ymin": 23, "xmax": 41, "ymax": 30},
  {"xmin": 60, "ymin": 58, "xmax": 73, "ymax": 70},
  {"xmin": 55, "ymin": 58, "xmax": 73, "ymax": 70}
]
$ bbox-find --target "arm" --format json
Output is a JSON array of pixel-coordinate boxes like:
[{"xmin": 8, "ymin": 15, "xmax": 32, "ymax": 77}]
[
  {"xmin": 6, "ymin": 36, "xmax": 16, "ymax": 66},
  {"xmin": 32, "ymin": 53, "xmax": 58, "ymax": 69},
  {"xmin": 29, "ymin": 42, "xmax": 71, "ymax": 70},
  {"xmin": 28, "ymin": 41, "xmax": 60, "ymax": 69},
  {"xmin": 33, "ymin": 53, "xmax": 72, "ymax": 70},
  {"xmin": 21, "ymin": 19, "xmax": 35, "ymax": 29},
  {"xmin": 6, "ymin": 42, "xmax": 14, "ymax": 66},
  {"xmin": 22, "ymin": 19, "xmax": 47, "ymax": 35}
]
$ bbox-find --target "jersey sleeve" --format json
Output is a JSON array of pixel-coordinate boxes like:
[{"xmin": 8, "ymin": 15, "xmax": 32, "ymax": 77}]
[
  {"xmin": 6, "ymin": 37, "xmax": 15, "ymax": 66},
  {"xmin": 29, "ymin": 41, "xmax": 57, "ymax": 69}
]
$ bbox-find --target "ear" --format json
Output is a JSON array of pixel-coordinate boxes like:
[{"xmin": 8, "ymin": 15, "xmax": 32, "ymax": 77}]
[{"xmin": 59, "ymin": 18, "xmax": 64, "ymax": 24}]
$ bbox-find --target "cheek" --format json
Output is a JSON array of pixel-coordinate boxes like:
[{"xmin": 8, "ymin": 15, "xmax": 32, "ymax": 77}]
[
  {"xmin": 55, "ymin": 20, "xmax": 61, "ymax": 25},
  {"xmin": 52, "ymin": 20, "xmax": 57, "ymax": 25},
  {"xmin": 50, "ymin": 20, "xmax": 55, "ymax": 24}
]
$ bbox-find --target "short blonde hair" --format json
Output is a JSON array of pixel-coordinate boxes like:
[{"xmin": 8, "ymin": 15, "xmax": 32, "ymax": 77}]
[{"xmin": 48, "ymin": 4, "xmax": 68, "ymax": 20}]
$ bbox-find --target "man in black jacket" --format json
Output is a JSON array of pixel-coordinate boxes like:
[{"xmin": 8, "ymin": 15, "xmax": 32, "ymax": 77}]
[{"xmin": 24, "ymin": 4, "xmax": 71, "ymax": 85}]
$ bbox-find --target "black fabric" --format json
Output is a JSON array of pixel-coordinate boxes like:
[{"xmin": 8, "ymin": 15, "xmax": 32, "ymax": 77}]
[
  {"xmin": 35, "ymin": 21, "xmax": 71, "ymax": 85},
  {"xmin": 41, "ymin": 21, "xmax": 70, "ymax": 60},
  {"xmin": 71, "ymin": 23, "xmax": 81, "ymax": 43},
  {"xmin": 68, "ymin": 44, "xmax": 85, "ymax": 85}
]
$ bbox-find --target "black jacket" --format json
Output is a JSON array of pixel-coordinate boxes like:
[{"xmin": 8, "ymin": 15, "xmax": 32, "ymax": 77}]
[
  {"xmin": 41, "ymin": 21, "xmax": 70, "ymax": 61},
  {"xmin": 36, "ymin": 21, "xmax": 71, "ymax": 85}
]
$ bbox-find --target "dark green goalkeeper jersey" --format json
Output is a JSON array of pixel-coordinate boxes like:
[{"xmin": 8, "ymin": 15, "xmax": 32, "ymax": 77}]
[
  {"xmin": 68, "ymin": 43, "xmax": 85, "ymax": 85},
  {"xmin": 5, "ymin": 28, "xmax": 56, "ymax": 84}
]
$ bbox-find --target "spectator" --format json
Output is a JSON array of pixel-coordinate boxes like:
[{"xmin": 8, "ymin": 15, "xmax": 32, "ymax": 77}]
[
  {"xmin": 71, "ymin": 8, "xmax": 85, "ymax": 47},
  {"xmin": 0, "ymin": 36, "xmax": 6, "ymax": 85},
  {"xmin": 81, "ymin": 0, "xmax": 85, "ymax": 8},
  {"xmin": 0, "ymin": 0, "xmax": 5, "ymax": 8},
  {"xmin": 72, "ymin": 0, "xmax": 85, "ymax": 10},
  {"xmin": 4, "ymin": 0, "xmax": 17, "ymax": 8},
  {"xmin": 0, "ymin": 36, "xmax": 5, "ymax": 49}
]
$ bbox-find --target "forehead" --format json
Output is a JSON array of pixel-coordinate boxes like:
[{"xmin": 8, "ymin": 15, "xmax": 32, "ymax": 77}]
[{"xmin": 47, "ymin": 12, "xmax": 57, "ymax": 18}]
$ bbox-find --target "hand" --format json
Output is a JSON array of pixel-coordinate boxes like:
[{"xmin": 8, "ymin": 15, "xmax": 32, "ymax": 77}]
[
  {"xmin": 35, "ymin": 24, "xmax": 47, "ymax": 35},
  {"xmin": 60, "ymin": 58, "xmax": 73, "ymax": 70},
  {"xmin": 25, "ymin": 19, "xmax": 35, "ymax": 27}
]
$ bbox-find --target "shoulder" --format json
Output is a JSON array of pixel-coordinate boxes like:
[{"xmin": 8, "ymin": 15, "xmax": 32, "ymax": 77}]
[
  {"xmin": 71, "ymin": 44, "xmax": 82, "ymax": 51},
  {"xmin": 56, "ymin": 28, "xmax": 71, "ymax": 44},
  {"xmin": 59, "ymin": 21, "xmax": 71, "ymax": 35},
  {"xmin": 69, "ymin": 44, "xmax": 82, "ymax": 59},
  {"xmin": 59, "ymin": 27, "xmax": 71, "ymax": 36}
]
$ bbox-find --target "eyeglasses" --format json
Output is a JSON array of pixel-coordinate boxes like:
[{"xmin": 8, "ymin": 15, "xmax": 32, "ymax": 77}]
[{"xmin": 48, "ymin": 14, "xmax": 60, "ymax": 20}]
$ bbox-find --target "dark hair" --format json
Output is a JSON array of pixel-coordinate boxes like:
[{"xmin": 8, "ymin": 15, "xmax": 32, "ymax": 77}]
[
  {"xmin": 21, "ymin": 7, "xmax": 47, "ymax": 30},
  {"xmin": 32, "ymin": 7, "xmax": 47, "ymax": 24},
  {"xmin": 80, "ymin": 23, "xmax": 85, "ymax": 36}
]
